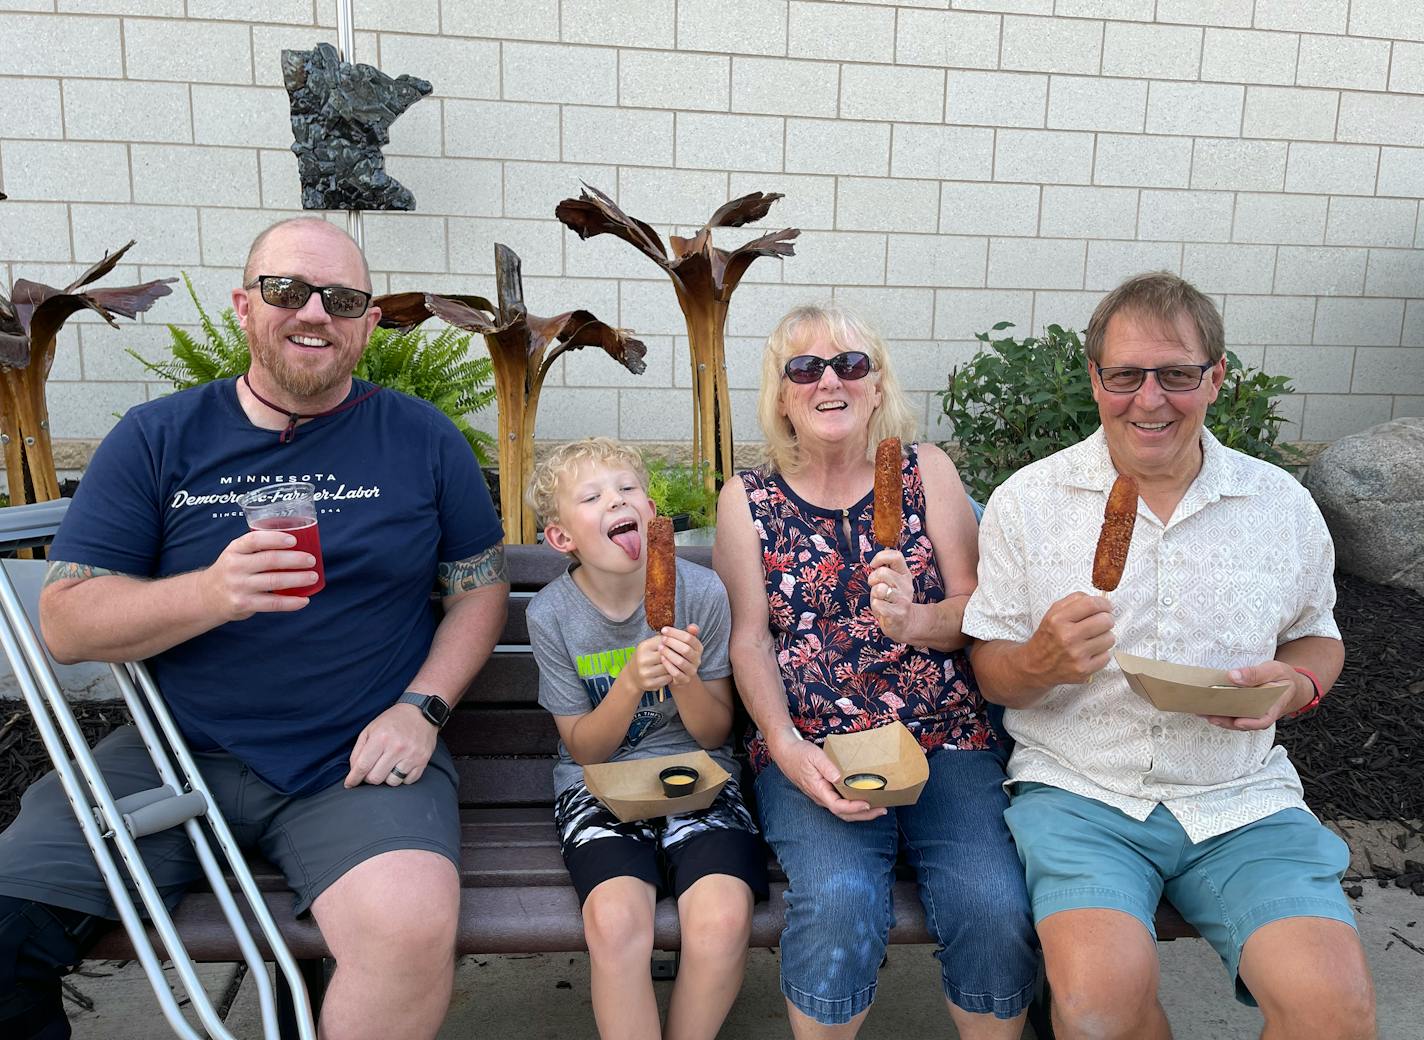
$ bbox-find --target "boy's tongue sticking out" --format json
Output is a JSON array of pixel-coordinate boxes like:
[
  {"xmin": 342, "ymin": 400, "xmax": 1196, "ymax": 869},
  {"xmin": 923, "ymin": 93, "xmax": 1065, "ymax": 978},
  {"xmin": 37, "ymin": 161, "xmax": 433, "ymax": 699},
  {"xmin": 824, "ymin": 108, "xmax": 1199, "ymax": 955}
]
[{"xmin": 608, "ymin": 519, "xmax": 642, "ymax": 560}]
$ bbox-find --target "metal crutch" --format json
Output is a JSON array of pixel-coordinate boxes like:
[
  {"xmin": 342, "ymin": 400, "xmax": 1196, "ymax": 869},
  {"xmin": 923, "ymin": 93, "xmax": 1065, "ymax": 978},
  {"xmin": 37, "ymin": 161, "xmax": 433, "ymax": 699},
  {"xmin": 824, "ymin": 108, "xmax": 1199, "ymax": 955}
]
[{"xmin": 0, "ymin": 501, "xmax": 317, "ymax": 1039}]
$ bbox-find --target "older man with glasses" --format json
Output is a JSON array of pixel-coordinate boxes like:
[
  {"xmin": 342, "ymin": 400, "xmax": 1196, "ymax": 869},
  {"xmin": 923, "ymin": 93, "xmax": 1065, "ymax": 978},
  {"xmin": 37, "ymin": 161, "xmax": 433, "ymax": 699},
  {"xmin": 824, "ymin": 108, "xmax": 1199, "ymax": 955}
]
[
  {"xmin": 963, "ymin": 271, "xmax": 1376, "ymax": 1040},
  {"xmin": 0, "ymin": 217, "xmax": 508, "ymax": 1040}
]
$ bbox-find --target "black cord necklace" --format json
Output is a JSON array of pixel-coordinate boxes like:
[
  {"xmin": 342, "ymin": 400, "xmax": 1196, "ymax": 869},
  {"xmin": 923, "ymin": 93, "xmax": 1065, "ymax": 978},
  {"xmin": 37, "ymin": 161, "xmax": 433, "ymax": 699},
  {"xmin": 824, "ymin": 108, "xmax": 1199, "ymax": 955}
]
[{"xmin": 240, "ymin": 374, "xmax": 381, "ymax": 444}]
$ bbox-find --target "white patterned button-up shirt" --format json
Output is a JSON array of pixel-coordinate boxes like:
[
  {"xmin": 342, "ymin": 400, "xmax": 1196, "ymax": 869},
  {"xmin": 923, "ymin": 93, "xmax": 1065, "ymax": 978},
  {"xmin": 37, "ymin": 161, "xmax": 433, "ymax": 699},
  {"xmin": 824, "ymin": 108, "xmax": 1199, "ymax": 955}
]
[{"xmin": 963, "ymin": 428, "xmax": 1340, "ymax": 843}]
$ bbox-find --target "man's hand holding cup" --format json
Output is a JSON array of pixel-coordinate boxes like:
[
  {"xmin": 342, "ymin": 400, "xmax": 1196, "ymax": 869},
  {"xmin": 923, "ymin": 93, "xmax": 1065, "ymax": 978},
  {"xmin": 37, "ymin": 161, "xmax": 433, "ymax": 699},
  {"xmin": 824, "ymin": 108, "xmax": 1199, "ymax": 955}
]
[{"xmin": 202, "ymin": 481, "xmax": 326, "ymax": 621}]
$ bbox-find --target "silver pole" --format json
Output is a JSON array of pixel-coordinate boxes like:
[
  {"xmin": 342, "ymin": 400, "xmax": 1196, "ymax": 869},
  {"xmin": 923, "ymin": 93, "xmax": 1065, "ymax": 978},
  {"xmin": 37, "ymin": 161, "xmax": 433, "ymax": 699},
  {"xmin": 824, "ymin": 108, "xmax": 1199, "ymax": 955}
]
[
  {"xmin": 0, "ymin": 499, "xmax": 317, "ymax": 1039},
  {"xmin": 115, "ymin": 661, "xmax": 317, "ymax": 1040},
  {"xmin": 0, "ymin": 563, "xmax": 215, "ymax": 1039},
  {"xmin": 335, "ymin": 0, "xmax": 364, "ymax": 250}
]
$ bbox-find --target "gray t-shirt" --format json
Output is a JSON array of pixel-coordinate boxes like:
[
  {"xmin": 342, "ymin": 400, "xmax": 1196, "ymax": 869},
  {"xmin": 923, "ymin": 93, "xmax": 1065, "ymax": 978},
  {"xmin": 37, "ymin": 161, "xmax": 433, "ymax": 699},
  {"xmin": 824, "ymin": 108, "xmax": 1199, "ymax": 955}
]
[{"xmin": 528, "ymin": 556, "xmax": 736, "ymax": 795}]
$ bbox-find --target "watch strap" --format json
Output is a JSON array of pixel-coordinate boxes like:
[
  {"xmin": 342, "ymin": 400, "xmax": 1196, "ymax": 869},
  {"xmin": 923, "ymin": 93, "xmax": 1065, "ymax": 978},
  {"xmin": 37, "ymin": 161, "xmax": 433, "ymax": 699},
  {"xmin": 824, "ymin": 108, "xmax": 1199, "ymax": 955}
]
[
  {"xmin": 397, "ymin": 691, "xmax": 451, "ymax": 729},
  {"xmin": 1285, "ymin": 667, "xmax": 1324, "ymax": 719}
]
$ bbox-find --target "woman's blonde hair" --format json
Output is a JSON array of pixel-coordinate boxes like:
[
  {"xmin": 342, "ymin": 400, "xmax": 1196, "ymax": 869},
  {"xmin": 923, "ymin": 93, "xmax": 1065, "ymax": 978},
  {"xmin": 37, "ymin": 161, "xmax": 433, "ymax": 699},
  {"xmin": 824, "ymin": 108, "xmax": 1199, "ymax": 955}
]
[
  {"xmin": 525, "ymin": 437, "xmax": 648, "ymax": 526},
  {"xmin": 757, "ymin": 303, "xmax": 917, "ymax": 476}
]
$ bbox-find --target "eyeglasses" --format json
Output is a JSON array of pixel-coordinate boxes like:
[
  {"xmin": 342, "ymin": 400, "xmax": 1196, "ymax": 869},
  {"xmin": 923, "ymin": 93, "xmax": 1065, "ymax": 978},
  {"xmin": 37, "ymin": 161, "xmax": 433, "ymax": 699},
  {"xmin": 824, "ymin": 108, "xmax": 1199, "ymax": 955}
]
[
  {"xmin": 1095, "ymin": 361, "xmax": 1217, "ymax": 394},
  {"xmin": 782, "ymin": 351, "xmax": 873, "ymax": 385},
  {"xmin": 245, "ymin": 275, "xmax": 373, "ymax": 319}
]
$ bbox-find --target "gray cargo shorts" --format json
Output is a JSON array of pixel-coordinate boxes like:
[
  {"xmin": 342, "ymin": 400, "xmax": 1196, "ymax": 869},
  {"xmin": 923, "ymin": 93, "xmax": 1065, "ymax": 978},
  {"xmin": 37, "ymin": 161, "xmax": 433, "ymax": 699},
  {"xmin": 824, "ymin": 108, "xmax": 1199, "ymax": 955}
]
[{"xmin": 0, "ymin": 725, "xmax": 461, "ymax": 918}]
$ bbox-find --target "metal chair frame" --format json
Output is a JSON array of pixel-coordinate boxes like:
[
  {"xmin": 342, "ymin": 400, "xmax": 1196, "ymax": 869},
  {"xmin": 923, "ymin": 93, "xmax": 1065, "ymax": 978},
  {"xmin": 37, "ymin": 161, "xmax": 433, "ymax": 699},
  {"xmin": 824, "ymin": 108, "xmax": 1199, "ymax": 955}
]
[{"xmin": 0, "ymin": 500, "xmax": 316, "ymax": 1039}]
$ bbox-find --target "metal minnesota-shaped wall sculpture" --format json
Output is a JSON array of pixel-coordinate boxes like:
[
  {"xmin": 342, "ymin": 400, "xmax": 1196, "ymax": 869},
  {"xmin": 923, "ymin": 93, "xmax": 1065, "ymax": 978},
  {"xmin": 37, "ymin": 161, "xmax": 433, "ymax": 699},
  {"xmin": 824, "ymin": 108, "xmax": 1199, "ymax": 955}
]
[
  {"xmin": 556, "ymin": 186, "xmax": 799, "ymax": 496},
  {"xmin": 0, "ymin": 242, "xmax": 173, "ymax": 504},
  {"xmin": 282, "ymin": 42, "xmax": 432, "ymax": 210},
  {"xmin": 377, "ymin": 244, "xmax": 647, "ymax": 544}
]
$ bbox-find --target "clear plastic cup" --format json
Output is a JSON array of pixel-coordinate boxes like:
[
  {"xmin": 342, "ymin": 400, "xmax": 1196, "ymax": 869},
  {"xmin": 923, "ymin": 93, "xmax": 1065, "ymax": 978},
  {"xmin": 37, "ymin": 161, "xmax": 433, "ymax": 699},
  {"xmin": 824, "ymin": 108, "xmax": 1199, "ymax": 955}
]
[{"xmin": 240, "ymin": 482, "xmax": 325, "ymax": 597}]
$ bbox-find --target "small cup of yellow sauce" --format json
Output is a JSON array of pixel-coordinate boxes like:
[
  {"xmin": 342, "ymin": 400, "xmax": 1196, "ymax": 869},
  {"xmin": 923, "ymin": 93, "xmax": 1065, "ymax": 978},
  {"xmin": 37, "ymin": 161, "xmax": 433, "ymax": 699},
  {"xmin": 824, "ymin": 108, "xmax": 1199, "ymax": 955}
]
[
  {"xmin": 843, "ymin": 772, "xmax": 887, "ymax": 792},
  {"xmin": 660, "ymin": 766, "xmax": 700, "ymax": 798}
]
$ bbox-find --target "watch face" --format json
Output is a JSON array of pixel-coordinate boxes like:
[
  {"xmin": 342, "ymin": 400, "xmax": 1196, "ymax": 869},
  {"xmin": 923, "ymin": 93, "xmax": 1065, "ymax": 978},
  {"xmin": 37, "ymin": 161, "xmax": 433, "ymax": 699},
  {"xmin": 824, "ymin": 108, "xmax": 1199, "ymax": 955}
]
[{"xmin": 423, "ymin": 697, "xmax": 451, "ymax": 727}]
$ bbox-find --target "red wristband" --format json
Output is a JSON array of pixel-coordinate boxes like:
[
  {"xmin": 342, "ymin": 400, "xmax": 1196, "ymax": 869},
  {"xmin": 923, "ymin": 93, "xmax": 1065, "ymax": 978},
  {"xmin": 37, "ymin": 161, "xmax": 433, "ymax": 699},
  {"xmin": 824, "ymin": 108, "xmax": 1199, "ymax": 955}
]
[{"xmin": 1285, "ymin": 667, "xmax": 1324, "ymax": 718}]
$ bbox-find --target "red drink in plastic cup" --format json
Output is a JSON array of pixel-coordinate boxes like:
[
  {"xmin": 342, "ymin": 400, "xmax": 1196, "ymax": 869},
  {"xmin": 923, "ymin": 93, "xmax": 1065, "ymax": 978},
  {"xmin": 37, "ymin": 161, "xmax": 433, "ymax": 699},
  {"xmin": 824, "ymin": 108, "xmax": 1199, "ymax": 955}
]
[
  {"xmin": 240, "ymin": 481, "xmax": 325, "ymax": 597},
  {"xmin": 249, "ymin": 515, "xmax": 325, "ymax": 596}
]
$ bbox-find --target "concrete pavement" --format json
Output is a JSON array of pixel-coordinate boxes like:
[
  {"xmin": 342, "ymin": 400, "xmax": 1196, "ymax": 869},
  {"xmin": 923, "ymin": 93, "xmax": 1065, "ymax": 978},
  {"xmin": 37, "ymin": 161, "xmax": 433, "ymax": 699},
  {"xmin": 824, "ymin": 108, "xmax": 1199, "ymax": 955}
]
[{"xmin": 61, "ymin": 883, "xmax": 1421, "ymax": 1039}]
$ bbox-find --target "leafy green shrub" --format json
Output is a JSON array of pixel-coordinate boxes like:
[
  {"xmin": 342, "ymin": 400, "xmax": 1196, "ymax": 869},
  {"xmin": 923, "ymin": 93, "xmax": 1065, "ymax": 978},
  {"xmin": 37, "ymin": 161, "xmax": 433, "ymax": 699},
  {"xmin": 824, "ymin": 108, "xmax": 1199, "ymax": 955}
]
[
  {"xmin": 644, "ymin": 457, "xmax": 718, "ymax": 529},
  {"xmin": 937, "ymin": 322, "xmax": 1296, "ymax": 502},
  {"xmin": 1208, "ymin": 363, "xmax": 1297, "ymax": 463},
  {"xmin": 129, "ymin": 274, "xmax": 496, "ymax": 463}
]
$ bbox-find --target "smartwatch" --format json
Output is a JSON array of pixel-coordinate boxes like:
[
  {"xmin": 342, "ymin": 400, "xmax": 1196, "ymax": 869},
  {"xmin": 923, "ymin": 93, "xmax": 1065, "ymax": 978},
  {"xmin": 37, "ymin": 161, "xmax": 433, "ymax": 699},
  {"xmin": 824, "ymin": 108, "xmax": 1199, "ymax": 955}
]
[{"xmin": 397, "ymin": 692, "xmax": 452, "ymax": 730}]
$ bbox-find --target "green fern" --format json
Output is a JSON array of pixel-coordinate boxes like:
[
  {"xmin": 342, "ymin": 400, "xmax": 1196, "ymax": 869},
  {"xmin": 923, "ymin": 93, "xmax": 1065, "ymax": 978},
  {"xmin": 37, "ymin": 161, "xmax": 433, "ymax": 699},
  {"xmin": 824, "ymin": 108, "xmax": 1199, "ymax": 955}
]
[
  {"xmin": 129, "ymin": 273, "xmax": 496, "ymax": 462},
  {"xmin": 354, "ymin": 324, "xmax": 496, "ymax": 462},
  {"xmin": 128, "ymin": 273, "xmax": 251, "ymax": 386}
]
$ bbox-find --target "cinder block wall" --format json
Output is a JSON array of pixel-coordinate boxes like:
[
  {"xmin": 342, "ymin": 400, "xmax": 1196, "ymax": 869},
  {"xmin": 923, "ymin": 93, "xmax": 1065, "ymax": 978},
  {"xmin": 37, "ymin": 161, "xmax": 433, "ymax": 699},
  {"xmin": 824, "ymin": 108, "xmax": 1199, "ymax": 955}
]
[{"xmin": 1, "ymin": 0, "xmax": 1422, "ymax": 468}]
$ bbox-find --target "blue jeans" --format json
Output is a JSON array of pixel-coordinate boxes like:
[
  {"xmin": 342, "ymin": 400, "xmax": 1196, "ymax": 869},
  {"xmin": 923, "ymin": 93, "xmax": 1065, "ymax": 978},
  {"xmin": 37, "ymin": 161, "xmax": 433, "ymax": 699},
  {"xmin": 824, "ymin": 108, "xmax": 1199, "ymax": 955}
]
[{"xmin": 756, "ymin": 747, "xmax": 1038, "ymax": 1024}]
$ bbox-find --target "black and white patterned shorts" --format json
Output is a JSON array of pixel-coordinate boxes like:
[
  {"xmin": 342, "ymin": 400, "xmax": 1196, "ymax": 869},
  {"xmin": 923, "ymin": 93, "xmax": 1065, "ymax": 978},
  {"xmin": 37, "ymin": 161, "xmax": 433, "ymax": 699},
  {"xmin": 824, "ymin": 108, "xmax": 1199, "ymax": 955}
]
[{"xmin": 553, "ymin": 774, "xmax": 768, "ymax": 905}]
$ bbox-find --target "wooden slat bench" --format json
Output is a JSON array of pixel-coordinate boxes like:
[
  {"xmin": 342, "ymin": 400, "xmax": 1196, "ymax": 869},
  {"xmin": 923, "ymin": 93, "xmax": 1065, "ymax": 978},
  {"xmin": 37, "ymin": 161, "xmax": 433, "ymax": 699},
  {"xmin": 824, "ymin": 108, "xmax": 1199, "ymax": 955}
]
[{"xmin": 81, "ymin": 543, "xmax": 1197, "ymax": 1037}]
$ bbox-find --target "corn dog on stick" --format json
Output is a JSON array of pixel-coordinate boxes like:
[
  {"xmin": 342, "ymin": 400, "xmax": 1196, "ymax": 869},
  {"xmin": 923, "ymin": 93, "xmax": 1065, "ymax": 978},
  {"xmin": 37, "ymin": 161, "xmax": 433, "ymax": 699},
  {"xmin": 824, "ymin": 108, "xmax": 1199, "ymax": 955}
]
[
  {"xmin": 1091, "ymin": 474, "xmax": 1139, "ymax": 593},
  {"xmin": 645, "ymin": 515, "xmax": 676, "ymax": 631},
  {"xmin": 872, "ymin": 438, "xmax": 903, "ymax": 549},
  {"xmin": 644, "ymin": 516, "xmax": 677, "ymax": 702}
]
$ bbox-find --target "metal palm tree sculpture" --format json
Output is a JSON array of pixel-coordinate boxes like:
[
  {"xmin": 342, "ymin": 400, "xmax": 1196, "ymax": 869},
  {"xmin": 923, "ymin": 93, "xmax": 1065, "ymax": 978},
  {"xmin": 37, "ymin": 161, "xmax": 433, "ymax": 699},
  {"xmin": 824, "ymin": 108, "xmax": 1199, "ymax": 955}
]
[
  {"xmin": 556, "ymin": 185, "xmax": 799, "ymax": 496},
  {"xmin": 376, "ymin": 243, "xmax": 647, "ymax": 543},
  {"xmin": 0, "ymin": 241, "xmax": 174, "ymax": 504}
]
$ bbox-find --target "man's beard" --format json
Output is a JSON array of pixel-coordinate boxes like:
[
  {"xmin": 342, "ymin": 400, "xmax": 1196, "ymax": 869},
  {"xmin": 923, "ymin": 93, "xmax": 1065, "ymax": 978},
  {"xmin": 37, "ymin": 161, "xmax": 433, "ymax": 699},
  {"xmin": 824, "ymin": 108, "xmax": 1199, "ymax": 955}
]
[{"xmin": 249, "ymin": 331, "xmax": 352, "ymax": 400}]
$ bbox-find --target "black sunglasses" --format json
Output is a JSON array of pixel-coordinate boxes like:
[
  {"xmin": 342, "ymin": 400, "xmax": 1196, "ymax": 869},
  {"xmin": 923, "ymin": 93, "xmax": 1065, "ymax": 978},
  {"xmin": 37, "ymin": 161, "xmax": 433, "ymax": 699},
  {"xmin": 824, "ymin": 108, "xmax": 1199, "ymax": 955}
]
[
  {"xmin": 1094, "ymin": 361, "xmax": 1217, "ymax": 394},
  {"xmin": 246, "ymin": 275, "xmax": 373, "ymax": 319},
  {"xmin": 783, "ymin": 351, "xmax": 873, "ymax": 384}
]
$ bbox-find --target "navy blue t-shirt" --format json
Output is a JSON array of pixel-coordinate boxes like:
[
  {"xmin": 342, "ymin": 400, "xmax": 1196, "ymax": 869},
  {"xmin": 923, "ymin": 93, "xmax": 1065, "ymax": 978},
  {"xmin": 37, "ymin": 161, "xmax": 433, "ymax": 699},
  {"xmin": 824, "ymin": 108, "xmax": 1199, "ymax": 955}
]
[{"xmin": 50, "ymin": 378, "xmax": 503, "ymax": 796}]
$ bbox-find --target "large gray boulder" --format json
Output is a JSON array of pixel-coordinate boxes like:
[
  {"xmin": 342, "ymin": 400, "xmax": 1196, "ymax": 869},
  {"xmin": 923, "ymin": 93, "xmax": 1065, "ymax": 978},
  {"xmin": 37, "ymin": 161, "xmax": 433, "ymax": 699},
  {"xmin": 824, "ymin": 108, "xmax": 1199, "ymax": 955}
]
[{"xmin": 1305, "ymin": 417, "xmax": 1424, "ymax": 596}]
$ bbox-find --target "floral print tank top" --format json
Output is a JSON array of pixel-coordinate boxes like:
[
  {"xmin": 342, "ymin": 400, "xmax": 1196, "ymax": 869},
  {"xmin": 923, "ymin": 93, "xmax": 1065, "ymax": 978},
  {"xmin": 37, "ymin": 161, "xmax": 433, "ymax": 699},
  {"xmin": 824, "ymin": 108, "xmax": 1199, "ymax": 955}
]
[{"xmin": 740, "ymin": 443, "xmax": 996, "ymax": 773}]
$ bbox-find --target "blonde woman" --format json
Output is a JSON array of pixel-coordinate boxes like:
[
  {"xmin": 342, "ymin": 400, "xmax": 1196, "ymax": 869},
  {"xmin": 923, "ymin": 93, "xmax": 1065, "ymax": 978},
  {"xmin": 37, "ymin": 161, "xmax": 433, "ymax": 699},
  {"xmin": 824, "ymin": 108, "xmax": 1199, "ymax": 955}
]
[{"xmin": 713, "ymin": 304, "xmax": 1036, "ymax": 1039}]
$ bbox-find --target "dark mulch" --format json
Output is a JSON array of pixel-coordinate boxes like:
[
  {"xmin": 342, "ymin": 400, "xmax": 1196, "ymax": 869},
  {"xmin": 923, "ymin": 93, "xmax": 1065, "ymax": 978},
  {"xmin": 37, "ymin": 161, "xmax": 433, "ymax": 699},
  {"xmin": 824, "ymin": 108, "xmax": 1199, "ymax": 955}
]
[
  {"xmin": 2, "ymin": 572, "xmax": 1420, "ymax": 834},
  {"xmin": 1277, "ymin": 571, "xmax": 1424, "ymax": 824},
  {"xmin": 0, "ymin": 701, "xmax": 130, "ymax": 830}
]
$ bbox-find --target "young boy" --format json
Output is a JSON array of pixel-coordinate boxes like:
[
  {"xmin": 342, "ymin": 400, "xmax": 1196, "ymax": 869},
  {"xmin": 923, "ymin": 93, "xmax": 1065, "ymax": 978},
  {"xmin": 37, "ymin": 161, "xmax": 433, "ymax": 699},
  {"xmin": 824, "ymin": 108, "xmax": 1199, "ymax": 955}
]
[{"xmin": 524, "ymin": 438, "xmax": 768, "ymax": 1040}]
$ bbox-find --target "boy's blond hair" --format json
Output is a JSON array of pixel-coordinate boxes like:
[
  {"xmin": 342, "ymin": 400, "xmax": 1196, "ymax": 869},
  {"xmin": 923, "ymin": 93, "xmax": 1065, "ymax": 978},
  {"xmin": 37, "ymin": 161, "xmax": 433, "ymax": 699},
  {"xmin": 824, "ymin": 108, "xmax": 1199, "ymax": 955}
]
[{"xmin": 525, "ymin": 437, "xmax": 649, "ymax": 527}]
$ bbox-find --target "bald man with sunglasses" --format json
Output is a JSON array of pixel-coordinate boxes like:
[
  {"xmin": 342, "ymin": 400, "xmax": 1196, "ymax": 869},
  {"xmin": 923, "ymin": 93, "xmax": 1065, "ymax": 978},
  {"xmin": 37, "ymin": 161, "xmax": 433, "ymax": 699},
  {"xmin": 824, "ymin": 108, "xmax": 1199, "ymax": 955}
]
[{"xmin": 0, "ymin": 218, "xmax": 507, "ymax": 1040}]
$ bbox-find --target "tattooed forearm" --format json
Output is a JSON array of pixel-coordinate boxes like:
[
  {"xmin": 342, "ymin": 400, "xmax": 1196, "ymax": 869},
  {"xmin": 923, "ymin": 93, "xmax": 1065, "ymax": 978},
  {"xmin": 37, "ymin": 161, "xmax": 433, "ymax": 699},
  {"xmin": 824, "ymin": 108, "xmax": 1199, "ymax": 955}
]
[
  {"xmin": 42, "ymin": 561, "xmax": 131, "ymax": 587},
  {"xmin": 436, "ymin": 543, "xmax": 509, "ymax": 596}
]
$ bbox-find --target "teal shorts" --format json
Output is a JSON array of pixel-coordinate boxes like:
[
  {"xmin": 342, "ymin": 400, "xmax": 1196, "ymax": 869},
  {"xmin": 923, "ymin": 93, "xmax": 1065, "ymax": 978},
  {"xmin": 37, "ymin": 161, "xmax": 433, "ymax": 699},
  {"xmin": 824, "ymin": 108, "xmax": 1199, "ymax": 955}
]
[{"xmin": 1004, "ymin": 782, "xmax": 1356, "ymax": 1005}]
